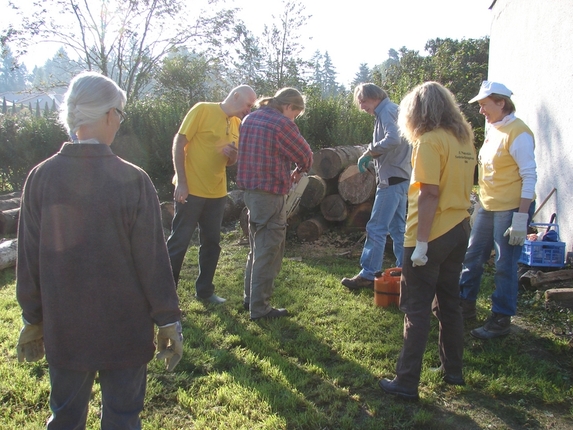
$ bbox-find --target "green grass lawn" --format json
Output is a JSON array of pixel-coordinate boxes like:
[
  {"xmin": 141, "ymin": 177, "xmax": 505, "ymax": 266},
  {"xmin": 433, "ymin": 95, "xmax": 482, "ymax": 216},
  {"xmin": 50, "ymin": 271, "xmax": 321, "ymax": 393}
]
[{"xmin": 1, "ymin": 228, "xmax": 572, "ymax": 429}]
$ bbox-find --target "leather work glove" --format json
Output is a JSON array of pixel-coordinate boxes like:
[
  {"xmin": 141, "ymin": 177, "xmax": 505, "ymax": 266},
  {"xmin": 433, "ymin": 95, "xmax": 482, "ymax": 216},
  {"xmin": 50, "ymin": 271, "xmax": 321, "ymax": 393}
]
[
  {"xmin": 17, "ymin": 322, "xmax": 45, "ymax": 363},
  {"xmin": 411, "ymin": 241, "xmax": 428, "ymax": 267},
  {"xmin": 156, "ymin": 321, "xmax": 183, "ymax": 372},
  {"xmin": 357, "ymin": 153, "xmax": 373, "ymax": 173},
  {"xmin": 503, "ymin": 212, "xmax": 529, "ymax": 246}
]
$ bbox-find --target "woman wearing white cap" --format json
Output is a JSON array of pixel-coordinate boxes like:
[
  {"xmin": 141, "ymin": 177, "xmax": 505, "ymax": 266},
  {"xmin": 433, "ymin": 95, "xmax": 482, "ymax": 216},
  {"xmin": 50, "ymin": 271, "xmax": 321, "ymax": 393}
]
[{"xmin": 459, "ymin": 81, "xmax": 537, "ymax": 339}]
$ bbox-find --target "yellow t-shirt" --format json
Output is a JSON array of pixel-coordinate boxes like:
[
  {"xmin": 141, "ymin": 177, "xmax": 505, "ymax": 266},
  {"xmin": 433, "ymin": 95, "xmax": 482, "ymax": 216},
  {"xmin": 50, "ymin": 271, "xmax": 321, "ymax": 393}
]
[
  {"xmin": 478, "ymin": 118, "xmax": 534, "ymax": 211},
  {"xmin": 404, "ymin": 128, "xmax": 476, "ymax": 247},
  {"xmin": 177, "ymin": 102, "xmax": 240, "ymax": 198}
]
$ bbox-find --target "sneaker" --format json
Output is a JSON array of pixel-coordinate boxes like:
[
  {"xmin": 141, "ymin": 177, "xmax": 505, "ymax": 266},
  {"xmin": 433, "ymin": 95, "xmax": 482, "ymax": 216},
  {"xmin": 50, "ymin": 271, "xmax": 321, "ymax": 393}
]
[
  {"xmin": 195, "ymin": 294, "xmax": 227, "ymax": 304},
  {"xmin": 378, "ymin": 378, "xmax": 419, "ymax": 400},
  {"xmin": 341, "ymin": 274, "xmax": 374, "ymax": 290},
  {"xmin": 250, "ymin": 308, "xmax": 289, "ymax": 321},
  {"xmin": 430, "ymin": 365, "xmax": 465, "ymax": 386},
  {"xmin": 460, "ymin": 299, "xmax": 477, "ymax": 320},
  {"xmin": 470, "ymin": 312, "xmax": 511, "ymax": 339}
]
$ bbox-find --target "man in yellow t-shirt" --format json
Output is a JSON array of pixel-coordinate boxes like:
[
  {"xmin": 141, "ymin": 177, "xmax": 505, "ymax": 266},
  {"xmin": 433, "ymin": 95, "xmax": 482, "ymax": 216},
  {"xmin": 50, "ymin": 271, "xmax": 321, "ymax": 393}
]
[{"xmin": 167, "ymin": 85, "xmax": 257, "ymax": 304}]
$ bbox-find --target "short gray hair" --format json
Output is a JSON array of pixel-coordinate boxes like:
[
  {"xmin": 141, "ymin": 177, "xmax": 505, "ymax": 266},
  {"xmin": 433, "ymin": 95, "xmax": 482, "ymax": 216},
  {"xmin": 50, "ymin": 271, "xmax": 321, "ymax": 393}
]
[{"xmin": 60, "ymin": 71, "xmax": 127, "ymax": 136}]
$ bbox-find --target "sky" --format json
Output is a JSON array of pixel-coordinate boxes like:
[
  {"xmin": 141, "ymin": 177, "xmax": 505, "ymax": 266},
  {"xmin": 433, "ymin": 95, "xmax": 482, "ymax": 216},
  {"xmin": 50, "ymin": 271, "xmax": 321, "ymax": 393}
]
[
  {"xmin": 236, "ymin": 0, "xmax": 494, "ymax": 86},
  {"xmin": 2, "ymin": 0, "xmax": 494, "ymax": 88}
]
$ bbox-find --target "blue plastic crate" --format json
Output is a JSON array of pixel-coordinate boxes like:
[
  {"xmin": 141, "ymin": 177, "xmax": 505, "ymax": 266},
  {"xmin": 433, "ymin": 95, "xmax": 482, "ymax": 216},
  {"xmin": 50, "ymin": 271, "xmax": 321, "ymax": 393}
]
[{"xmin": 518, "ymin": 222, "xmax": 566, "ymax": 267}]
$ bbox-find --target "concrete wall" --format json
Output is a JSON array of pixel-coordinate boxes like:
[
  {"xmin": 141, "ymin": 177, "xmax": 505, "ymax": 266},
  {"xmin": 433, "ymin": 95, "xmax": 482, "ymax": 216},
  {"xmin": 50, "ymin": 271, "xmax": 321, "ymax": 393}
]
[{"xmin": 489, "ymin": 0, "xmax": 573, "ymax": 256}]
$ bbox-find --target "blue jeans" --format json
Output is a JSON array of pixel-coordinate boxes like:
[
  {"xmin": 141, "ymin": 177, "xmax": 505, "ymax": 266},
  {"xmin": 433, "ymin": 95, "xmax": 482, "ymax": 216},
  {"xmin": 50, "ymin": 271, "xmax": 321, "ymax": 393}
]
[
  {"xmin": 396, "ymin": 220, "xmax": 470, "ymax": 388},
  {"xmin": 359, "ymin": 181, "xmax": 408, "ymax": 279},
  {"xmin": 459, "ymin": 203, "xmax": 534, "ymax": 316},
  {"xmin": 166, "ymin": 194, "xmax": 226, "ymax": 296},
  {"xmin": 47, "ymin": 364, "xmax": 147, "ymax": 430}
]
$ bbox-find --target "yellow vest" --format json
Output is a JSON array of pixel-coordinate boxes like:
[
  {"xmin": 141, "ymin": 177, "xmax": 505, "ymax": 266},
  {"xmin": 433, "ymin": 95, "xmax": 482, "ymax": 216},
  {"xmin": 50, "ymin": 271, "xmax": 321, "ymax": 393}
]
[{"xmin": 478, "ymin": 118, "xmax": 534, "ymax": 211}]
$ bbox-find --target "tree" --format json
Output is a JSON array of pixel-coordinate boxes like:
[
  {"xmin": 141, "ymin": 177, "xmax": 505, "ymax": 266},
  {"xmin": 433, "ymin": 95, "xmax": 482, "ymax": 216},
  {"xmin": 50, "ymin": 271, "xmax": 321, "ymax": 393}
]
[
  {"xmin": 5, "ymin": 0, "xmax": 239, "ymax": 101},
  {"xmin": 0, "ymin": 46, "xmax": 28, "ymax": 92},
  {"xmin": 31, "ymin": 48, "xmax": 82, "ymax": 90},
  {"xmin": 377, "ymin": 37, "xmax": 489, "ymax": 146},
  {"xmin": 352, "ymin": 63, "xmax": 372, "ymax": 88},
  {"xmin": 155, "ymin": 52, "xmax": 225, "ymax": 107},
  {"xmin": 321, "ymin": 51, "xmax": 339, "ymax": 98},
  {"xmin": 259, "ymin": 0, "xmax": 312, "ymax": 93}
]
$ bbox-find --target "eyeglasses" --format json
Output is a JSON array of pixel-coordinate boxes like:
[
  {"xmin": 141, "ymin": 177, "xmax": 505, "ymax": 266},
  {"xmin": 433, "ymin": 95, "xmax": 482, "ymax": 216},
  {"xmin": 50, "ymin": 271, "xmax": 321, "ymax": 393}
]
[
  {"xmin": 115, "ymin": 108, "xmax": 126, "ymax": 124},
  {"xmin": 226, "ymin": 117, "xmax": 230, "ymax": 135}
]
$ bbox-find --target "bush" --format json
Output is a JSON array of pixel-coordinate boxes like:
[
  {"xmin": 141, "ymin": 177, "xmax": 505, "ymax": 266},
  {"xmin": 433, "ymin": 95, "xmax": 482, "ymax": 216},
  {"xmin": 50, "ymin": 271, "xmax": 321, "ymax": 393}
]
[{"xmin": 0, "ymin": 112, "xmax": 66, "ymax": 191}]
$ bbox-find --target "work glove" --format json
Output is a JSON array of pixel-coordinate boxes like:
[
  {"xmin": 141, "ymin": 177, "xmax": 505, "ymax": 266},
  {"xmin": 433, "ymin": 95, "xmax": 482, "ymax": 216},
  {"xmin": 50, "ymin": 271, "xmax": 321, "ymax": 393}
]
[
  {"xmin": 503, "ymin": 212, "xmax": 529, "ymax": 246},
  {"xmin": 17, "ymin": 322, "xmax": 45, "ymax": 363},
  {"xmin": 411, "ymin": 241, "xmax": 428, "ymax": 267},
  {"xmin": 357, "ymin": 153, "xmax": 373, "ymax": 173},
  {"xmin": 156, "ymin": 321, "xmax": 183, "ymax": 372}
]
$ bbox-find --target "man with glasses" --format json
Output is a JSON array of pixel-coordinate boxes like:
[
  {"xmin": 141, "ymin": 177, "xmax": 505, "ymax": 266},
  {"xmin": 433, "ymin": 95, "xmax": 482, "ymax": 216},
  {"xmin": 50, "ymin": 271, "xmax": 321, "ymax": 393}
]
[{"xmin": 167, "ymin": 85, "xmax": 257, "ymax": 304}]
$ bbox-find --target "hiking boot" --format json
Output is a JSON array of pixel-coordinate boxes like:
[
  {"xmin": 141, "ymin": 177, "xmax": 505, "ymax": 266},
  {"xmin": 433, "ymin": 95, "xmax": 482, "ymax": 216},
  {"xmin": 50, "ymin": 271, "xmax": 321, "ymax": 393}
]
[
  {"xmin": 470, "ymin": 312, "xmax": 511, "ymax": 339},
  {"xmin": 341, "ymin": 274, "xmax": 374, "ymax": 290},
  {"xmin": 250, "ymin": 308, "xmax": 289, "ymax": 321},
  {"xmin": 430, "ymin": 365, "xmax": 465, "ymax": 386},
  {"xmin": 460, "ymin": 299, "xmax": 477, "ymax": 320},
  {"xmin": 378, "ymin": 378, "xmax": 419, "ymax": 400}
]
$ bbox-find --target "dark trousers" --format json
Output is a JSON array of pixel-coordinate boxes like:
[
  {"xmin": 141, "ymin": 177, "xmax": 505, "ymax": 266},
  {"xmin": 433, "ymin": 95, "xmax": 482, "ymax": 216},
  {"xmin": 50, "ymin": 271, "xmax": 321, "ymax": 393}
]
[
  {"xmin": 47, "ymin": 364, "xmax": 147, "ymax": 430},
  {"xmin": 395, "ymin": 219, "xmax": 470, "ymax": 388},
  {"xmin": 166, "ymin": 194, "xmax": 226, "ymax": 296}
]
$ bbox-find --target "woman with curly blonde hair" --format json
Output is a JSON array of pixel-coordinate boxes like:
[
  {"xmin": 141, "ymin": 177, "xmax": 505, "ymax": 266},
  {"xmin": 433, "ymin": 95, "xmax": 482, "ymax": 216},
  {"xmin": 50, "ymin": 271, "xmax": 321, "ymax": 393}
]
[{"xmin": 380, "ymin": 82, "xmax": 476, "ymax": 400}]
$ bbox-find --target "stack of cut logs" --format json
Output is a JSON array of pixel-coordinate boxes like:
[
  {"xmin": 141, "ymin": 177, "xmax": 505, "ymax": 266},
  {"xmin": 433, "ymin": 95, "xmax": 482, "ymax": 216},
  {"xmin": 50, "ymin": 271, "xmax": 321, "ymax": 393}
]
[
  {"xmin": 0, "ymin": 192, "xmax": 20, "ymax": 270},
  {"xmin": 234, "ymin": 145, "xmax": 375, "ymax": 242},
  {"xmin": 160, "ymin": 145, "xmax": 375, "ymax": 243},
  {"xmin": 286, "ymin": 144, "xmax": 375, "ymax": 242}
]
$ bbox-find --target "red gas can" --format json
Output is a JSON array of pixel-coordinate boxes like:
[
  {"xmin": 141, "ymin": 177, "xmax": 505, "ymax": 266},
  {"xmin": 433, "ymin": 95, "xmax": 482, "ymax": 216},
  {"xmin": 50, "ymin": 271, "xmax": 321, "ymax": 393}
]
[{"xmin": 374, "ymin": 267, "xmax": 401, "ymax": 307}]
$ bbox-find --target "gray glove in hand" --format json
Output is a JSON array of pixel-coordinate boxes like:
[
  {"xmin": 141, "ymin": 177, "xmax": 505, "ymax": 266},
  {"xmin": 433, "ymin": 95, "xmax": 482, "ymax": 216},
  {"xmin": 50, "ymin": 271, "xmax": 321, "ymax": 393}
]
[
  {"xmin": 411, "ymin": 241, "xmax": 428, "ymax": 267},
  {"xmin": 17, "ymin": 322, "xmax": 45, "ymax": 363},
  {"xmin": 156, "ymin": 321, "xmax": 183, "ymax": 372},
  {"xmin": 503, "ymin": 212, "xmax": 529, "ymax": 246}
]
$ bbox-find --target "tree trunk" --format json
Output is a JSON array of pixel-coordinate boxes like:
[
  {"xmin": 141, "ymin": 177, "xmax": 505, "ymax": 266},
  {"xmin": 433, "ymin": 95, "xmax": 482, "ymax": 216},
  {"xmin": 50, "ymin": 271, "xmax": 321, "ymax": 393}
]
[
  {"xmin": 519, "ymin": 269, "xmax": 573, "ymax": 290},
  {"xmin": 300, "ymin": 175, "xmax": 329, "ymax": 209},
  {"xmin": 223, "ymin": 189, "xmax": 245, "ymax": 222},
  {"xmin": 239, "ymin": 206, "xmax": 249, "ymax": 238},
  {"xmin": 343, "ymin": 201, "xmax": 373, "ymax": 232},
  {"xmin": 0, "ymin": 191, "xmax": 21, "ymax": 200},
  {"xmin": 296, "ymin": 215, "xmax": 327, "ymax": 242},
  {"xmin": 0, "ymin": 207, "xmax": 19, "ymax": 235},
  {"xmin": 312, "ymin": 145, "xmax": 366, "ymax": 179},
  {"xmin": 545, "ymin": 288, "xmax": 573, "ymax": 310},
  {"xmin": 0, "ymin": 198, "xmax": 21, "ymax": 212},
  {"xmin": 338, "ymin": 165, "xmax": 377, "ymax": 204},
  {"xmin": 320, "ymin": 194, "xmax": 348, "ymax": 222},
  {"xmin": 160, "ymin": 201, "xmax": 175, "ymax": 232},
  {"xmin": 0, "ymin": 239, "xmax": 17, "ymax": 271}
]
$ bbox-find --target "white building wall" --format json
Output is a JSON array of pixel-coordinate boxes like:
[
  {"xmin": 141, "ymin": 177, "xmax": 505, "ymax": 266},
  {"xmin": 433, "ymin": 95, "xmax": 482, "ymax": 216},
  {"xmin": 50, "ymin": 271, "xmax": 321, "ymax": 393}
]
[{"xmin": 489, "ymin": 0, "xmax": 573, "ymax": 257}]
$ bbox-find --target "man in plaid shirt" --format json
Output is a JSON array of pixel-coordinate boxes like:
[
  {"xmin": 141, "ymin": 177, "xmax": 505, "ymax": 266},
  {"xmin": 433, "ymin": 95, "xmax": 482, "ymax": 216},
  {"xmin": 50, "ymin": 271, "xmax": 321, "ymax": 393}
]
[{"xmin": 237, "ymin": 87, "xmax": 313, "ymax": 320}]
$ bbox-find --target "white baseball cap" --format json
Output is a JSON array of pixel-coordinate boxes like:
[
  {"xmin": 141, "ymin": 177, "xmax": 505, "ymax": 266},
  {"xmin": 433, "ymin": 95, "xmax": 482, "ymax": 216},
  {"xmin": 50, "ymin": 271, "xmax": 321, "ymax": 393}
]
[{"xmin": 468, "ymin": 81, "xmax": 513, "ymax": 103}]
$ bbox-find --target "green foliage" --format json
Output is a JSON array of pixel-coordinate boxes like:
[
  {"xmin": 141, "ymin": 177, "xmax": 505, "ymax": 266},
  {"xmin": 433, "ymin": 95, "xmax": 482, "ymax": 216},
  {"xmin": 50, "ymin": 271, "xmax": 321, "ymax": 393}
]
[
  {"xmin": 296, "ymin": 88, "xmax": 372, "ymax": 151},
  {"xmin": 112, "ymin": 98, "xmax": 189, "ymax": 200},
  {"xmin": 0, "ymin": 112, "xmax": 66, "ymax": 191},
  {"xmin": 377, "ymin": 37, "xmax": 489, "ymax": 148}
]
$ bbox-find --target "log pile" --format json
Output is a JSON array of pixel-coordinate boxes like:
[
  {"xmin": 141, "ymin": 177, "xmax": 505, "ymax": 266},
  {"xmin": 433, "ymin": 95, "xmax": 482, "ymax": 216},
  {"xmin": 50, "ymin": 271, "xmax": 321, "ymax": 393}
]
[
  {"xmin": 295, "ymin": 145, "xmax": 372, "ymax": 241},
  {"xmin": 232, "ymin": 145, "xmax": 372, "ymax": 242},
  {"xmin": 519, "ymin": 269, "xmax": 573, "ymax": 310},
  {"xmin": 0, "ymin": 191, "xmax": 21, "ymax": 236}
]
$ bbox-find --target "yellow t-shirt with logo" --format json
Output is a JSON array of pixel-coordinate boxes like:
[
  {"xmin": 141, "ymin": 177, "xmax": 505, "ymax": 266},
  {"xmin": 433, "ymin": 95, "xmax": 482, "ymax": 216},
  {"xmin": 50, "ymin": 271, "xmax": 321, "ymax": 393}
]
[
  {"xmin": 177, "ymin": 102, "xmax": 240, "ymax": 198},
  {"xmin": 404, "ymin": 128, "xmax": 476, "ymax": 247}
]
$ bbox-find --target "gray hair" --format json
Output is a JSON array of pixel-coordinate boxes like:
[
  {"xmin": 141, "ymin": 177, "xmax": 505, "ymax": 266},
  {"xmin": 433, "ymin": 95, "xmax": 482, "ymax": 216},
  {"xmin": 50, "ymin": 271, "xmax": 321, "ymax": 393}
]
[{"xmin": 59, "ymin": 71, "xmax": 127, "ymax": 136}]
